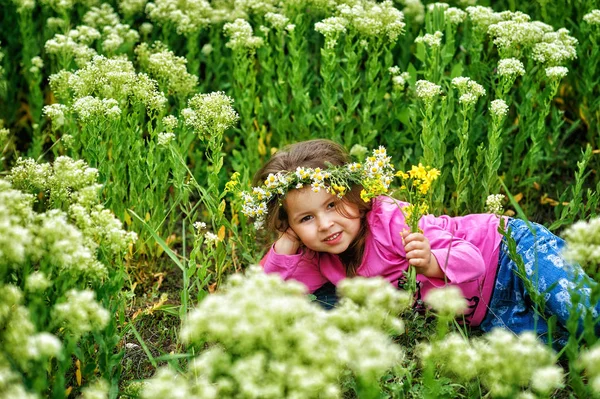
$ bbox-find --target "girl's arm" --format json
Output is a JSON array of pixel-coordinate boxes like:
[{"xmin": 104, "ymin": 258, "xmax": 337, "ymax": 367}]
[
  {"xmin": 263, "ymin": 229, "xmax": 329, "ymax": 293},
  {"xmin": 421, "ymin": 224, "xmax": 487, "ymax": 284},
  {"xmin": 274, "ymin": 228, "xmax": 302, "ymax": 255}
]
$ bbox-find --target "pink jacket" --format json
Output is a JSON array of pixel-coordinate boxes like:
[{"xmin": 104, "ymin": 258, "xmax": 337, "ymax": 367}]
[{"xmin": 262, "ymin": 196, "xmax": 505, "ymax": 326}]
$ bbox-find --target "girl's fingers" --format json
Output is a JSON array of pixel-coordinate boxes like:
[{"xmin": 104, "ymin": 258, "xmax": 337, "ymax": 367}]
[{"xmin": 404, "ymin": 240, "xmax": 428, "ymax": 253}]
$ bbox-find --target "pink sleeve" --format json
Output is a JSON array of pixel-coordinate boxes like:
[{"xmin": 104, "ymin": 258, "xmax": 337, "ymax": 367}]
[
  {"xmin": 262, "ymin": 245, "xmax": 329, "ymax": 293},
  {"xmin": 420, "ymin": 223, "xmax": 486, "ymax": 284}
]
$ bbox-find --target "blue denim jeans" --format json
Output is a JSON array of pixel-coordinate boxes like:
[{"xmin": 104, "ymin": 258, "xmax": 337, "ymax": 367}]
[
  {"xmin": 312, "ymin": 282, "xmax": 338, "ymax": 310},
  {"xmin": 480, "ymin": 218, "xmax": 600, "ymax": 347}
]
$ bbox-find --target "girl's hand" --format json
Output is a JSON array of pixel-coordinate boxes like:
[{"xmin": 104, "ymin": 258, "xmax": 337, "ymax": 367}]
[
  {"xmin": 274, "ymin": 227, "xmax": 302, "ymax": 255},
  {"xmin": 401, "ymin": 231, "xmax": 443, "ymax": 279}
]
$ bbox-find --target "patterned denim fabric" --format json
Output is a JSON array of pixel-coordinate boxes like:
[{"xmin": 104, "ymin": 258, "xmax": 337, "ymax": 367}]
[
  {"xmin": 480, "ymin": 218, "xmax": 599, "ymax": 347},
  {"xmin": 312, "ymin": 282, "xmax": 338, "ymax": 310}
]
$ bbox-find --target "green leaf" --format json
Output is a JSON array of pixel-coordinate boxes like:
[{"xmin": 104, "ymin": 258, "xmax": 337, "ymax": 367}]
[
  {"xmin": 129, "ymin": 210, "xmax": 185, "ymax": 272},
  {"xmin": 450, "ymin": 62, "xmax": 463, "ymax": 79}
]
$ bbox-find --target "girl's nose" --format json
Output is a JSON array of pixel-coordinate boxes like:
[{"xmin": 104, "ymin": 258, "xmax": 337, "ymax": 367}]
[{"xmin": 318, "ymin": 217, "xmax": 334, "ymax": 231}]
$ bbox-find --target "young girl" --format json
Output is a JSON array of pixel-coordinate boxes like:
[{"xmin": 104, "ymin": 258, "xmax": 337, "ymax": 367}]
[{"xmin": 248, "ymin": 139, "xmax": 598, "ymax": 345}]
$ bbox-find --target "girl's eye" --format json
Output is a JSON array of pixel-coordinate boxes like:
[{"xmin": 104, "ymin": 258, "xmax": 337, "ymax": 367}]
[
  {"xmin": 327, "ymin": 202, "xmax": 335, "ymax": 209},
  {"xmin": 300, "ymin": 215, "xmax": 313, "ymax": 223}
]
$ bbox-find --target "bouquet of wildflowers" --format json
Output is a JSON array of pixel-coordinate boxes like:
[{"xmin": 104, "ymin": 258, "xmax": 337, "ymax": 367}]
[{"xmin": 395, "ymin": 163, "xmax": 441, "ymax": 295}]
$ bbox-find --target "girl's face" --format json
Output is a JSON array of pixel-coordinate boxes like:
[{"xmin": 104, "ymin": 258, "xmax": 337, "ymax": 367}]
[{"xmin": 285, "ymin": 187, "xmax": 361, "ymax": 254}]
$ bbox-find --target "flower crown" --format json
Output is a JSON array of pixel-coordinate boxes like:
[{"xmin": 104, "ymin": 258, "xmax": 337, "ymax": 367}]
[{"xmin": 241, "ymin": 146, "xmax": 396, "ymax": 229}]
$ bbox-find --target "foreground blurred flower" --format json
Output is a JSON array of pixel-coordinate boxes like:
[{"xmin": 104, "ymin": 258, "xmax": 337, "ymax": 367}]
[
  {"xmin": 562, "ymin": 217, "xmax": 600, "ymax": 277},
  {"xmin": 424, "ymin": 285, "xmax": 467, "ymax": 318},
  {"xmin": 418, "ymin": 329, "xmax": 562, "ymax": 397},
  {"xmin": 143, "ymin": 267, "xmax": 407, "ymax": 398},
  {"xmin": 53, "ymin": 290, "xmax": 110, "ymax": 338}
]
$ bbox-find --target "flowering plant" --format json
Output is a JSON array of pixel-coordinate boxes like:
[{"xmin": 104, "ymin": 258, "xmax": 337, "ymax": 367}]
[
  {"xmin": 240, "ymin": 146, "xmax": 396, "ymax": 229},
  {"xmin": 395, "ymin": 163, "xmax": 441, "ymax": 295},
  {"xmin": 395, "ymin": 163, "xmax": 441, "ymax": 232}
]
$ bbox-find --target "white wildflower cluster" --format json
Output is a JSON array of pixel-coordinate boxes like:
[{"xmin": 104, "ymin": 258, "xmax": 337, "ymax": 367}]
[
  {"xmin": 42, "ymin": 103, "xmax": 68, "ymax": 131},
  {"xmin": 146, "ymin": 0, "xmax": 213, "ymax": 35},
  {"xmin": 83, "ymin": 3, "xmax": 120, "ymax": 28},
  {"xmin": 52, "ymin": 55, "xmax": 167, "ymax": 116},
  {"xmin": 0, "ymin": 161, "xmax": 127, "ymax": 397},
  {"xmin": 497, "ymin": 57, "xmax": 526, "ymax": 77},
  {"xmin": 29, "ymin": 56, "xmax": 44, "ymax": 75},
  {"xmin": 452, "ymin": 76, "xmax": 486, "ymax": 107},
  {"xmin": 445, "ymin": 7, "xmax": 467, "ymax": 25},
  {"xmin": 424, "ymin": 285, "xmax": 467, "ymax": 318},
  {"xmin": 477, "ymin": 10, "xmax": 578, "ymax": 65},
  {"xmin": 330, "ymin": 277, "xmax": 411, "ymax": 334},
  {"xmin": 157, "ymin": 132, "xmax": 176, "ymax": 146},
  {"xmin": 283, "ymin": 0, "xmax": 337, "ymax": 15},
  {"xmin": 25, "ymin": 271, "xmax": 51, "ymax": 292},
  {"xmin": 466, "ymin": 6, "xmax": 503, "ymax": 36},
  {"xmin": 427, "ymin": 2, "xmax": 448, "ymax": 12},
  {"xmin": 0, "ymin": 180, "xmax": 35, "ymax": 266},
  {"xmin": 10, "ymin": 157, "xmax": 95, "ymax": 204},
  {"xmin": 418, "ymin": 329, "xmax": 563, "ymax": 396},
  {"xmin": 140, "ymin": 22, "xmax": 154, "ymax": 36},
  {"xmin": 231, "ymin": 0, "xmax": 279, "ymax": 16},
  {"xmin": 314, "ymin": 17, "xmax": 348, "ymax": 48},
  {"xmin": 142, "ymin": 267, "xmax": 404, "ymax": 399},
  {"xmin": 584, "ymin": 10, "xmax": 600, "ymax": 26},
  {"xmin": 69, "ymin": 205, "xmax": 137, "ymax": 254},
  {"xmin": 579, "ymin": 344, "xmax": 600, "ymax": 393},
  {"xmin": 415, "ymin": 79, "xmax": 443, "ymax": 104},
  {"xmin": 34, "ymin": 209, "xmax": 108, "ymax": 280},
  {"xmin": 53, "ymin": 290, "xmax": 110, "ymax": 337},
  {"xmin": 488, "ymin": 12, "xmax": 545, "ymax": 57},
  {"xmin": 45, "ymin": 26, "xmax": 100, "ymax": 67},
  {"xmin": 182, "ymin": 91, "xmax": 239, "ymax": 138},
  {"xmin": 80, "ymin": 379, "xmax": 109, "ymax": 399},
  {"xmin": 40, "ymin": 0, "xmax": 100, "ymax": 13},
  {"xmin": 135, "ymin": 42, "xmax": 198, "ymax": 98},
  {"xmin": 418, "ymin": 333, "xmax": 480, "ymax": 381},
  {"xmin": 0, "ymin": 284, "xmax": 63, "ymax": 372},
  {"xmin": 0, "ymin": 362, "xmax": 37, "ymax": 399},
  {"xmin": 389, "ymin": 66, "xmax": 410, "ymax": 91},
  {"xmin": 46, "ymin": 16, "xmax": 67, "ymax": 30},
  {"xmin": 241, "ymin": 146, "xmax": 396, "ymax": 229},
  {"xmin": 400, "ymin": 0, "xmax": 424, "ymax": 25},
  {"xmin": 415, "ymin": 31, "xmax": 443, "ymax": 48},
  {"xmin": 193, "ymin": 221, "xmax": 207, "ymax": 231},
  {"xmin": 11, "ymin": 0, "xmax": 35, "ymax": 13},
  {"xmin": 223, "ymin": 18, "xmax": 264, "ymax": 51},
  {"xmin": 9, "ymin": 157, "xmax": 136, "ymax": 256},
  {"xmin": 485, "ymin": 193, "xmax": 505, "ymax": 215},
  {"xmin": 562, "ymin": 217, "xmax": 600, "ymax": 272},
  {"xmin": 264, "ymin": 12, "xmax": 290, "ymax": 30},
  {"xmin": 545, "ymin": 66, "xmax": 569, "ymax": 80},
  {"xmin": 100, "ymin": 23, "xmax": 140, "ymax": 54},
  {"xmin": 162, "ymin": 115, "xmax": 178, "ymax": 131},
  {"xmin": 489, "ymin": 99, "xmax": 509, "ymax": 119},
  {"xmin": 0, "ymin": 126, "xmax": 9, "ymax": 147},
  {"xmin": 204, "ymin": 231, "xmax": 219, "ymax": 244},
  {"xmin": 335, "ymin": 0, "xmax": 406, "ymax": 43},
  {"xmin": 532, "ymin": 28, "xmax": 578, "ymax": 66},
  {"xmin": 118, "ymin": 0, "xmax": 148, "ymax": 18},
  {"xmin": 72, "ymin": 96, "xmax": 121, "ymax": 122}
]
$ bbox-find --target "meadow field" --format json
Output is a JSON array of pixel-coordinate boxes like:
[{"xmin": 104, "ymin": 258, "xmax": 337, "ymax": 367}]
[{"xmin": 1, "ymin": 0, "xmax": 600, "ymax": 397}]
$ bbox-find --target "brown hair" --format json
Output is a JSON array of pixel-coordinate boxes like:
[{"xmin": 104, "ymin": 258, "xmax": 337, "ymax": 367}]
[{"xmin": 253, "ymin": 139, "xmax": 372, "ymax": 276}]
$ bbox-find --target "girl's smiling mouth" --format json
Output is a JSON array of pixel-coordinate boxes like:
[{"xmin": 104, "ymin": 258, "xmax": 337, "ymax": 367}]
[{"xmin": 324, "ymin": 232, "xmax": 342, "ymax": 244}]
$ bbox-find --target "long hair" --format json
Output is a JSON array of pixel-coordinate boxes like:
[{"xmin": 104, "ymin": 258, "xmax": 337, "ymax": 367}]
[{"xmin": 253, "ymin": 139, "xmax": 372, "ymax": 276}]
